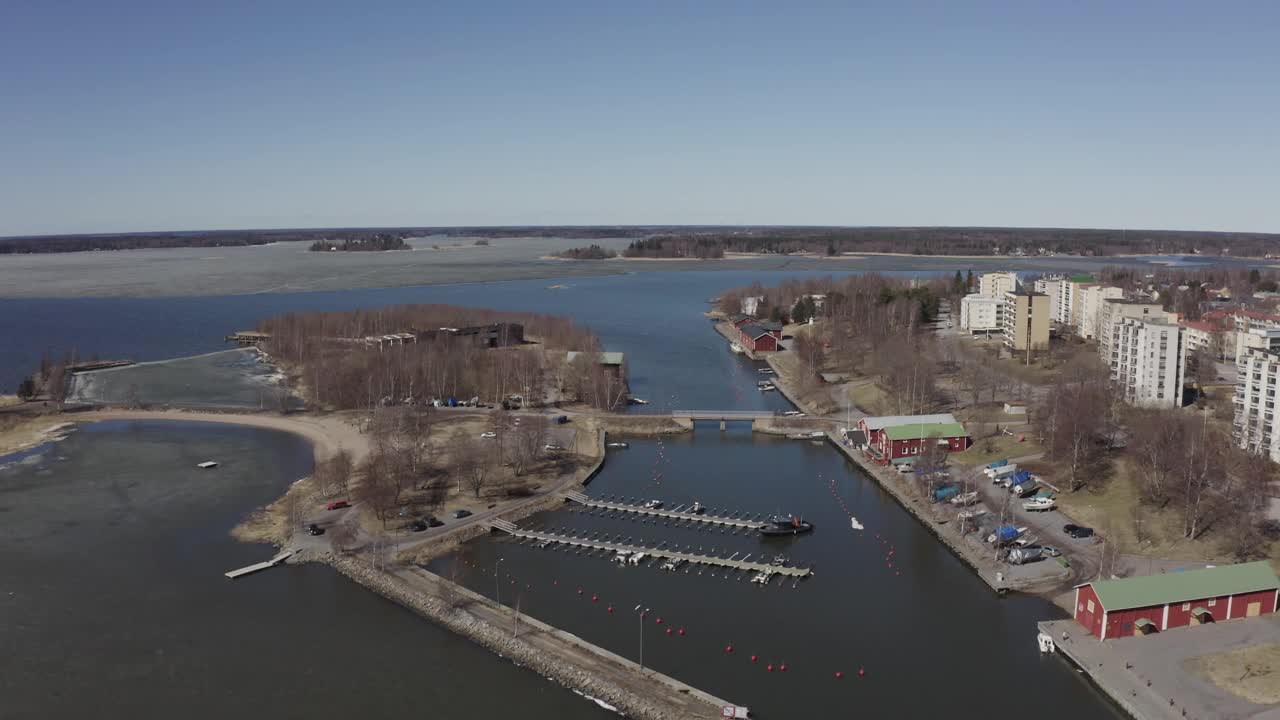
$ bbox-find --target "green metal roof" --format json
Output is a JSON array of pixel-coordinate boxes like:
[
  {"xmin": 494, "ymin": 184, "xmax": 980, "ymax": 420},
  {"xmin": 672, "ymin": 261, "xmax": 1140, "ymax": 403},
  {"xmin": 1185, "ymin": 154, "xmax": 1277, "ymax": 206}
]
[
  {"xmin": 1069, "ymin": 273, "xmax": 1097, "ymax": 283},
  {"xmin": 565, "ymin": 351, "xmax": 625, "ymax": 366},
  {"xmin": 1083, "ymin": 562, "xmax": 1279, "ymax": 611},
  {"xmin": 1134, "ymin": 617, "xmax": 1156, "ymax": 628},
  {"xmin": 1191, "ymin": 607, "xmax": 1212, "ymax": 617},
  {"xmin": 883, "ymin": 422, "xmax": 968, "ymax": 441}
]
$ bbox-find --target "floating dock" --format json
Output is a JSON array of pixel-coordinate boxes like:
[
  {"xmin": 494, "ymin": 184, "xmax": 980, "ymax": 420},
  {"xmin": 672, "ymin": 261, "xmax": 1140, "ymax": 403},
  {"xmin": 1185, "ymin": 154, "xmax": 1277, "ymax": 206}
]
[
  {"xmin": 489, "ymin": 519, "xmax": 811, "ymax": 579},
  {"xmin": 563, "ymin": 491, "xmax": 768, "ymax": 531},
  {"xmin": 225, "ymin": 549, "xmax": 293, "ymax": 579}
]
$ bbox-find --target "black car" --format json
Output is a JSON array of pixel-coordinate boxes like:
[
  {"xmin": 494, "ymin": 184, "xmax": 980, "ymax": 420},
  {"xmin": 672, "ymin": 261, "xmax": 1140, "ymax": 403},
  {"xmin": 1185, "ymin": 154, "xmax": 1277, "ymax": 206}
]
[
  {"xmin": 408, "ymin": 519, "xmax": 429, "ymax": 532},
  {"xmin": 452, "ymin": 509, "xmax": 473, "ymax": 520},
  {"xmin": 307, "ymin": 523, "xmax": 325, "ymax": 536},
  {"xmin": 1063, "ymin": 524, "xmax": 1094, "ymax": 539},
  {"xmin": 424, "ymin": 516, "xmax": 444, "ymax": 528}
]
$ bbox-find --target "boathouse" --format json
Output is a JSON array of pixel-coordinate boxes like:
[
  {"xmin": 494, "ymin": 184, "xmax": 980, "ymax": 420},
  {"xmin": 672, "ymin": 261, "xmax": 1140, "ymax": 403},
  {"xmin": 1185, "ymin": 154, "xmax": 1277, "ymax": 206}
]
[
  {"xmin": 737, "ymin": 323, "xmax": 779, "ymax": 352},
  {"xmin": 1073, "ymin": 562, "xmax": 1279, "ymax": 640},
  {"xmin": 727, "ymin": 314, "xmax": 754, "ymax": 328},
  {"xmin": 857, "ymin": 414, "xmax": 958, "ymax": 450},
  {"xmin": 872, "ymin": 422, "xmax": 969, "ymax": 464}
]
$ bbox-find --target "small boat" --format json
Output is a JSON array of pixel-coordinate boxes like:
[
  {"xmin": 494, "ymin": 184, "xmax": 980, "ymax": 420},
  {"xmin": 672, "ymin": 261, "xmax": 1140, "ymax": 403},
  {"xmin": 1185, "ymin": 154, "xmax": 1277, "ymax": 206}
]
[
  {"xmin": 786, "ymin": 433, "xmax": 811, "ymax": 440},
  {"xmin": 196, "ymin": 461, "xmax": 218, "ymax": 469},
  {"xmin": 1023, "ymin": 497, "xmax": 1057, "ymax": 512},
  {"xmin": 770, "ymin": 554, "xmax": 788, "ymax": 566},
  {"xmin": 949, "ymin": 491, "xmax": 980, "ymax": 506},
  {"xmin": 759, "ymin": 514, "xmax": 814, "ymax": 536},
  {"xmin": 642, "ymin": 499, "xmax": 664, "ymax": 510},
  {"xmin": 660, "ymin": 558, "xmax": 685, "ymax": 572},
  {"xmin": 850, "ymin": 517, "xmax": 864, "ymax": 531},
  {"xmin": 689, "ymin": 501, "xmax": 705, "ymax": 515},
  {"xmin": 730, "ymin": 344, "xmax": 745, "ymax": 354},
  {"xmin": 751, "ymin": 570, "xmax": 775, "ymax": 584},
  {"xmin": 612, "ymin": 550, "xmax": 632, "ymax": 564},
  {"xmin": 757, "ymin": 368, "xmax": 775, "ymax": 375},
  {"xmin": 627, "ymin": 397, "xmax": 649, "ymax": 405},
  {"xmin": 756, "ymin": 380, "xmax": 773, "ymax": 387},
  {"xmin": 759, "ymin": 383, "xmax": 776, "ymax": 392},
  {"xmin": 607, "ymin": 442, "xmax": 630, "ymax": 449}
]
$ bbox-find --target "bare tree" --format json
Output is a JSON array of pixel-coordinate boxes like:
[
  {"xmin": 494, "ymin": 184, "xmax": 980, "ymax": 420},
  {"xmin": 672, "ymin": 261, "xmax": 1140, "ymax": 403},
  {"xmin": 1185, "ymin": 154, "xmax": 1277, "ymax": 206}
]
[
  {"xmin": 457, "ymin": 437, "xmax": 495, "ymax": 499},
  {"xmin": 330, "ymin": 522, "xmax": 357, "ymax": 553},
  {"xmin": 352, "ymin": 457, "xmax": 398, "ymax": 528},
  {"xmin": 278, "ymin": 492, "xmax": 306, "ymax": 537},
  {"xmin": 508, "ymin": 415, "xmax": 549, "ymax": 477}
]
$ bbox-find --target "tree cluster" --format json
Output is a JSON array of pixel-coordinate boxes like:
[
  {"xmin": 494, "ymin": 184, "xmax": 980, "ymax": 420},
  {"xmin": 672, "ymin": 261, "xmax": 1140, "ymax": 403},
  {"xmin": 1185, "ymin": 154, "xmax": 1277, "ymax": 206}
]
[
  {"xmin": 554, "ymin": 244, "xmax": 618, "ymax": 260},
  {"xmin": 309, "ymin": 233, "xmax": 410, "ymax": 252}
]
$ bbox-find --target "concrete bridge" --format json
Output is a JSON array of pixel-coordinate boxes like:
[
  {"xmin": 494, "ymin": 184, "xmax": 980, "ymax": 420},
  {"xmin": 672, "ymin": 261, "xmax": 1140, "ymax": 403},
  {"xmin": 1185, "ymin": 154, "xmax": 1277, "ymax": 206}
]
[{"xmin": 670, "ymin": 410, "xmax": 779, "ymax": 430}]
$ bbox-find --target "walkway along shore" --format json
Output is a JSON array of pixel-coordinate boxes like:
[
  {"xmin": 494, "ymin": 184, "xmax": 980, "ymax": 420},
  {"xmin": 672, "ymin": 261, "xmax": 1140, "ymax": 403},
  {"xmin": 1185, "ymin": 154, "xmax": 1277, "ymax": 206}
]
[{"xmin": 763, "ymin": 355, "xmax": 1069, "ymax": 596}]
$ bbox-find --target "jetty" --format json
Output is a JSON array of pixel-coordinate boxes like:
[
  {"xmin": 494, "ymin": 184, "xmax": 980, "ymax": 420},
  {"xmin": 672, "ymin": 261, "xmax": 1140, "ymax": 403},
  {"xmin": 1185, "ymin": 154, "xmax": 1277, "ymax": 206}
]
[
  {"xmin": 66, "ymin": 359, "xmax": 135, "ymax": 373},
  {"xmin": 225, "ymin": 549, "xmax": 293, "ymax": 579},
  {"xmin": 488, "ymin": 519, "xmax": 811, "ymax": 579},
  {"xmin": 225, "ymin": 330, "xmax": 271, "ymax": 346},
  {"xmin": 563, "ymin": 491, "xmax": 768, "ymax": 530}
]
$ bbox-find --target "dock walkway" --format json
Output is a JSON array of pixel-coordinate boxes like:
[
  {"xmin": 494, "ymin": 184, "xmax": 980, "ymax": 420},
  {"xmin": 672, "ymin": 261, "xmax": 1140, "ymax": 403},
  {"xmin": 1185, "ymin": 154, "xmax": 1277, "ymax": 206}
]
[
  {"xmin": 489, "ymin": 519, "xmax": 810, "ymax": 578},
  {"xmin": 563, "ymin": 491, "xmax": 767, "ymax": 530},
  {"xmin": 225, "ymin": 549, "xmax": 293, "ymax": 579}
]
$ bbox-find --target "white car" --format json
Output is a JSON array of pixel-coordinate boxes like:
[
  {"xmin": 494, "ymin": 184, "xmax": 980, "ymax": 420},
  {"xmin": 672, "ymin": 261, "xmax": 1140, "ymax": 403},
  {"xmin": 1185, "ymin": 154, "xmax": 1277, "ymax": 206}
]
[
  {"xmin": 480, "ymin": 431, "xmax": 497, "ymax": 439},
  {"xmin": 782, "ymin": 411, "xmax": 805, "ymax": 417},
  {"xmin": 544, "ymin": 443, "xmax": 564, "ymax": 451}
]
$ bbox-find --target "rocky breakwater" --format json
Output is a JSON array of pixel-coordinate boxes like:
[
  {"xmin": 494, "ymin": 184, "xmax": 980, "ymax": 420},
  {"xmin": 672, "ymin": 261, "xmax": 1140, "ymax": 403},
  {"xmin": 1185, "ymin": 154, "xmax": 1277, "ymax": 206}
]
[{"xmin": 322, "ymin": 554, "xmax": 730, "ymax": 720}]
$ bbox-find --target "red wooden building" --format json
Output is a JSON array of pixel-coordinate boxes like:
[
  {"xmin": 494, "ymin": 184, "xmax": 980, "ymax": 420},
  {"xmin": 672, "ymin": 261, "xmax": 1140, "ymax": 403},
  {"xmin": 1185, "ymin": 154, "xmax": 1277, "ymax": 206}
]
[
  {"xmin": 738, "ymin": 323, "xmax": 779, "ymax": 352},
  {"xmin": 1074, "ymin": 562, "xmax": 1279, "ymax": 640},
  {"xmin": 854, "ymin": 415, "xmax": 969, "ymax": 465}
]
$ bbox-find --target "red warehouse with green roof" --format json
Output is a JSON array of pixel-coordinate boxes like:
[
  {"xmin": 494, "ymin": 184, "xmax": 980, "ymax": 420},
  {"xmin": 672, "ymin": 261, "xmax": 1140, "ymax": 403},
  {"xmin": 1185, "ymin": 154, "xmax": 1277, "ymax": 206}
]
[
  {"xmin": 870, "ymin": 421, "xmax": 970, "ymax": 465},
  {"xmin": 1073, "ymin": 562, "xmax": 1279, "ymax": 640}
]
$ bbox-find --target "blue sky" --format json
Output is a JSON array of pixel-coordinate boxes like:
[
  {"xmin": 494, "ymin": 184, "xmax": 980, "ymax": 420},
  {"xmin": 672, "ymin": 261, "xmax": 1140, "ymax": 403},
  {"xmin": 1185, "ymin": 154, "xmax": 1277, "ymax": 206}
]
[{"xmin": 2, "ymin": 1, "xmax": 1277, "ymax": 235}]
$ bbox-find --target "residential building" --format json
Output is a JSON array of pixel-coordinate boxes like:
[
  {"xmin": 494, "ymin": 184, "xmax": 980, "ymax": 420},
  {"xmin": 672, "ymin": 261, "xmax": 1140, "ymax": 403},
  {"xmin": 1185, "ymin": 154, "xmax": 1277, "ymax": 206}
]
[
  {"xmin": 1110, "ymin": 316, "xmax": 1185, "ymax": 407},
  {"xmin": 959, "ymin": 293, "xmax": 1005, "ymax": 333},
  {"xmin": 1100, "ymin": 300, "xmax": 1170, "ymax": 362},
  {"xmin": 1056, "ymin": 273, "xmax": 1097, "ymax": 326},
  {"xmin": 1076, "ymin": 285, "xmax": 1125, "ymax": 340},
  {"xmin": 977, "ymin": 271, "xmax": 1019, "ymax": 298},
  {"xmin": 1073, "ymin": 562, "xmax": 1278, "ymax": 640},
  {"xmin": 1180, "ymin": 319, "xmax": 1221, "ymax": 358},
  {"xmin": 1234, "ymin": 344, "xmax": 1280, "ymax": 461},
  {"xmin": 1001, "ymin": 290, "xmax": 1050, "ymax": 353},
  {"xmin": 1200, "ymin": 308, "xmax": 1280, "ymax": 360},
  {"xmin": 1033, "ymin": 275, "xmax": 1064, "ymax": 320}
]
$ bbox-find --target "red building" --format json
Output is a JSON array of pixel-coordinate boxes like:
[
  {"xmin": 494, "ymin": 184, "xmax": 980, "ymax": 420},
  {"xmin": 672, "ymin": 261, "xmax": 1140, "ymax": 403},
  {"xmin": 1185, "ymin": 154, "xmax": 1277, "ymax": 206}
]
[
  {"xmin": 854, "ymin": 415, "xmax": 969, "ymax": 465},
  {"xmin": 1074, "ymin": 562, "xmax": 1279, "ymax": 640},
  {"xmin": 728, "ymin": 314, "xmax": 755, "ymax": 328},
  {"xmin": 738, "ymin": 323, "xmax": 779, "ymax": 352}
]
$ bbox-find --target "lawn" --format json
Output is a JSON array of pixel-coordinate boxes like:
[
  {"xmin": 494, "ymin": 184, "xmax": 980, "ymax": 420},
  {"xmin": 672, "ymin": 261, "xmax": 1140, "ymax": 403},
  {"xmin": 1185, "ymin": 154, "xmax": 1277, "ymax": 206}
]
[
  {"xmin": 1188, "ymin": 643, "xmax": 1280, "ymax": 705},
  {"xmin": 846, "ymin": 381, "xmax": 894, "ymax": 416},
  {"xmin": 955, "ymin": 433, "xmax": 1042, "ymax": 466}
]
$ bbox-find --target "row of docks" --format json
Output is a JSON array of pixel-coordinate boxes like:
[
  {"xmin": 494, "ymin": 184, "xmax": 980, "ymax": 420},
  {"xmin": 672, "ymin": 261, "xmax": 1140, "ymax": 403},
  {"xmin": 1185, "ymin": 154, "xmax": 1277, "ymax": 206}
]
[
  {"xmin": 563, "ymin": 491, "xmax": 768, "ymax": 531},
  {"xmin": 489, "ymin": 519, "xmax": 812, "ymax": 583}
]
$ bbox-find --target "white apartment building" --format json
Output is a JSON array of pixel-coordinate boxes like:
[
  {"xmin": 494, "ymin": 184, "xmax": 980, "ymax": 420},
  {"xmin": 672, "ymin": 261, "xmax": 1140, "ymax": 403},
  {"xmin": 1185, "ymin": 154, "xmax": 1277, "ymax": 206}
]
[
  {"xmin": 1056, "ymin": 274, "xmax": 1098, "ymax": 326},
  {"xmin": 1033, "ymin": 275, "xmax": 1064, "ymax": 321},
  {"xmin": 1077, "ymin": 285, "xmax": 1126, "ymax": 340},
  {"xmin": 1235, "ymin": 346, "xmax": 1280, "ymax": 462},
  {"xmin": 1109, "ymin": 316, "xmax": 1186, "ymax": 408},
  {"xmin": 959, "ymin": 293, "xmax": 1005, "ymax": 333},
  {"xmin": 977, "ymin": 272, "xmax": 1019, "ymax": 298},
  {"xmin": 1099, "ymin": 300, "xmax": 1171, "ymax": 362}
]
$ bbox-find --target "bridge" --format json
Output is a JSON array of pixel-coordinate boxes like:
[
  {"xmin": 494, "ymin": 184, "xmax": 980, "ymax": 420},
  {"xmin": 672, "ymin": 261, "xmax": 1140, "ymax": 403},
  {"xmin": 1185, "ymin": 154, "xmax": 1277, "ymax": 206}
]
[
  {"xmin": 488, "ymin": 519, "xmax": 811, "ymax": 579},
  {"xmin": 670, "ymin": 410, "xmax": 779, "ymax": 430}
]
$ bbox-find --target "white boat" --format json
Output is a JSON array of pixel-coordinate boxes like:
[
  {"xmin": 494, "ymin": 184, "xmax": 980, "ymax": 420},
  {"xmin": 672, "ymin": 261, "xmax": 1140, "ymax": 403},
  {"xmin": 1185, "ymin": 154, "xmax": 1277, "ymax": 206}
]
[
  {"xmin": 949, "ymin": 491, "xmax": 980, "ymax": 506},
  {"xmin": 642, "ymin": 499, "xmax": 663, "ymax": 509},
  {"xmin": 786, "ymin": 433, "xmax": 811, "ymax": 440},
  {"xmin": 196, "ymin": 461, "xmax": 218, "ymax": 469},
  {"xmin": 627, "ymin": 552, "xmax": 647, "ymax": 565},
  {"xmin": 757, "ymin": 368, "xmax": 774, "ymax": 375},
  {"xmin": 730, "ymin": 344, "xmax": 745, "ymax": 354},
  {"xmin": 627, "ymin": 397, "xmax": 649, "ymax": 405},
  {"xmin": 751, "ymin": 570, "xmax": 775, "ymax": 584},
  {"xmin": 660, "ymin": 558, "xmax": 685, "ymax": 571},
  {"xmin": 1023, "ymin": 497, "xmax": 1057, "ymax": 512},
  {"xmin": 759, "ymin": 383, "xmax": 776, "ymax": 392},
  {"xmin": 850, "ymin": 517, "xmax": 865, "ymax": 530},
  {"xmin": 607, "ymin": 442, "xmax": 630, "ymax": 449},
  {"xmin": 689, "ymin": 501, "xmax": 705, "ymax": 514},
  {"xmin": 612, "ymin": 551, "xmax": 632, "ymax": 564}
]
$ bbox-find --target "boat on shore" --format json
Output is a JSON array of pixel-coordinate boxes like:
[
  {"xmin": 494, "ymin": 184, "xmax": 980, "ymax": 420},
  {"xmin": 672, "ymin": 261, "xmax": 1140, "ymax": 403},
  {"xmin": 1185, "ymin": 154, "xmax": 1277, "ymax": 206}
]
[
  {"xmin": 730, "ymin": 343, "xmax": 745, "ymax": 354},
  {"xmin": 626, "ymin": 396, "xmax": 649, "ymax": 405},
  {"xmin": 759, "ymin": 514, "xmax": 814, "ymax": 536},
  {"xmin": 606, "ymin": 441, "xmax": 630, "ymax": 448},
  {"xmin": 1023, "ymin": 497, "xmax": 1056, "ymax": 512}
]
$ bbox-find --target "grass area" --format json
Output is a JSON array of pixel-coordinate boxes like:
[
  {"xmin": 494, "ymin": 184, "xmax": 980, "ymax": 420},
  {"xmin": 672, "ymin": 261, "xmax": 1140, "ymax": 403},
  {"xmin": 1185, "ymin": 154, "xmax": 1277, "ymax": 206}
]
[
  {"xmin": 1052, "ymin": 458, "xmax": 1280, "ymax": 564},
  {"xmin": 955, "ymin": 433, "xmax": 1042, "ymax": 466},
  {"xmin": 1187, "ymin": 643, "xmax": 1280, "ymax": 705},
  {"xmin": 0, "ymin": 395, "xmax": 23, "ymax": 408},
  {"xmin": 846, "ymin": 381, "xmax": 893, "ymax": 416}
]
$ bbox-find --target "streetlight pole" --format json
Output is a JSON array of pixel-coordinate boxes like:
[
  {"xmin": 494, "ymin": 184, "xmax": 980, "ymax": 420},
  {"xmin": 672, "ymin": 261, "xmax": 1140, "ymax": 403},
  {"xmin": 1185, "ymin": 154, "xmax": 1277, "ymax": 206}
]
[
  {"xmin": 495, "ymin": 557, "xmax": 504, "ymax": 607},
  {"xmin": 634, "ymin": 604, "xmax": 649, "ymax": 672}
]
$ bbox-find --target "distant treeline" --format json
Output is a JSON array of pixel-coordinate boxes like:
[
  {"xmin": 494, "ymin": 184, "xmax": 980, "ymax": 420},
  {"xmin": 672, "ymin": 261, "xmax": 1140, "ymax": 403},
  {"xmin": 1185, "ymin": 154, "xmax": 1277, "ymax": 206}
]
[
  {"xmin": 0, "ymin": 228, "xmax": 423, "ymax": 255},
  {"xmin": 622, "ymin": 227, "xmax": 1280, "ymax": 258},
  {"xmin": 554, "ymin": 244, "xmax": 617, "ymax": 260},
  {"xmin": 309, "ymin": 233, "xmax": 410, "ymax": 252}
]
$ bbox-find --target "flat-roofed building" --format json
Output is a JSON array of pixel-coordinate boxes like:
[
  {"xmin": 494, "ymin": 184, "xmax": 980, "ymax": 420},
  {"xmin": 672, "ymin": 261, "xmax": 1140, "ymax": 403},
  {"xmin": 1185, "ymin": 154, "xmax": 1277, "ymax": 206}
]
[{"xmin": 1002, "ymin": 289, "xmax": 1050, "ymax": 353}]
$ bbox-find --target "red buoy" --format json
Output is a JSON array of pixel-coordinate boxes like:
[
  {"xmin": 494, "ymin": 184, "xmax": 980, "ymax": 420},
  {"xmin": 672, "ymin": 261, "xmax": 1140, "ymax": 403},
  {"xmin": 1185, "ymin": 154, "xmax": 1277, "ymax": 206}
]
[
  {"xmin": 678, "ymin": 628, "xmax": 685, "ymax": 636},
  {"xmin": 665, "ymin": 628, "xmax": 672, "ymax": 635},
  {"xmin": 835, "ymin": 671, "xmax": 844, "ymax": 679},
  {"xmin": 751, "ymin": 655, "xmax": 758, "ymax": 663},
  {"xmin": 766, "ymin": 664, "xmax": 774, "ymax": 672},
  {"xmin": 592, "ymin": 595, "xmax": 598, "ymax": 602},
  {"xmin": 859, "ymin": 668, "xmax": 866, "ymax": 677},
  {"xmin": 577, "ymin": 588, "xmax": 583, "ymax": 595},
  {"xmin": 725, "ymin": 645, "xmax": 734, "ymax": 653},
  {"xmin": 780, "ymin": 664, "xmax": 787, "ymax": 672},
  {"xmin": 655, "ymin": 617, "xmax": 663, "ymax": 625}
]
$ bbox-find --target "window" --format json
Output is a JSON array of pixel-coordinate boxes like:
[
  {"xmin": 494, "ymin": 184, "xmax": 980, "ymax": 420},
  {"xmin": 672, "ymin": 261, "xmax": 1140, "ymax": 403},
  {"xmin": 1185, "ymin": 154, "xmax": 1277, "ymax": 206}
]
[
  {"xmin": 1208, "ymin": 598, "xmax": 1216, "ymax": 607},
  {"xmin": 1182, "ymin": 602, "xmax": 1191, "ymax": 611},
  {"xmin": 1087, "ymin": 599, "xmax": 1095, "ymax": 613}
]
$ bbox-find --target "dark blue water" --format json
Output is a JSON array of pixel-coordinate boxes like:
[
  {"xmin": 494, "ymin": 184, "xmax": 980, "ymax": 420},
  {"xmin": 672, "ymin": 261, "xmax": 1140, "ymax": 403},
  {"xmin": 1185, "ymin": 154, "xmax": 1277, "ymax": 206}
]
[{"xmin": 1, "ymin": 270, "xmax": 900, "ymax": 410}]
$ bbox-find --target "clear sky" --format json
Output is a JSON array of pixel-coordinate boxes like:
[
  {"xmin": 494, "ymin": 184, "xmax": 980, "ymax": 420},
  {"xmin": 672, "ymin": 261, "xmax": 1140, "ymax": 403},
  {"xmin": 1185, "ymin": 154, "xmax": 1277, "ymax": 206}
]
[{"xmin": 2, "ymin": 1, "xmax": 1278, "ymax": 236}]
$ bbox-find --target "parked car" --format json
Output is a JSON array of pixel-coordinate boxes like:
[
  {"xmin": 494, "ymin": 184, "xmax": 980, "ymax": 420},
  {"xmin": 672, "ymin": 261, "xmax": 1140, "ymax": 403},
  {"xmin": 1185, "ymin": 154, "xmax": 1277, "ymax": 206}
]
[
  {"xmin": 480, "ymin": 431, "xmax": 497, "ymax": 439},
  {"xmin": 452, "ymin": 509, "xmax": 473, "ymax": 519},
  {"xmin": 424, "ymin": 515, "xmax": 444, "ymax": 527},
  {"xmin": 1063, "ymin": 524, "xmax": 1095, "ymax": 539},
  {"xmin": 326, "ymin": 500, "xmax": 350, "ymax": 510},
  {"xmin": 554, "ymin": 415, "xmax": 570, "ymax": 424},
  {"xmin": 307, "ymin": 523, "xmax": 325, "ymax": 536},
  {"xmin": 408, "ymin": 520, "xmax": 428, "ymax": 532},
  {"xmin": 544, "ymin": 443, "xmax": 564, "ymax": 451},
  {"xmin": 1041, "ymin": 546, "xmax": 1062, "ymax": 557}
]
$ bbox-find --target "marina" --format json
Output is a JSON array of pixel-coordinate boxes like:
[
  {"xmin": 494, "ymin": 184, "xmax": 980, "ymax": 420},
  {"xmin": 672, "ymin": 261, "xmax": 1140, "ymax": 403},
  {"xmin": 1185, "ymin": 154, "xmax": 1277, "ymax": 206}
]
[
  {"xmin": 563, "ymin": 491, "xmax": 769, "ymax": 531},
  {"xmin": 488, "ymin": 519, "xmax": 812, "ymax": 579}
]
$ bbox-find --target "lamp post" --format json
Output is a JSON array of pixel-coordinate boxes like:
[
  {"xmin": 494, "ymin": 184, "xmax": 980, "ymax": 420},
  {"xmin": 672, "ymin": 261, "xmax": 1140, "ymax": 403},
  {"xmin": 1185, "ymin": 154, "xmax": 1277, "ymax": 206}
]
[
  {"xmin": 495, "ymin": 557, "xmax": 504, "ymax": 607},
  {"xmin": 634, "ymin": 604, "xmax": 649, "ymax": 671}
]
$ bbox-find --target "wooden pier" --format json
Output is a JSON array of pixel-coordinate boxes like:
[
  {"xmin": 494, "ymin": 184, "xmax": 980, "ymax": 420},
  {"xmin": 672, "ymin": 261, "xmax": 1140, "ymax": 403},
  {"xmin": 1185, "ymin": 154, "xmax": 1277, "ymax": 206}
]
[
  {"xmin": 225, "ymin": 330, "xmax": 271, "ymax": 346},
  {"xmin": 66, "ymin": 359, "xmax": 135, "ymax": 373},
  {"xmin": 488, "ymin": 519, "xmax": 811, "ymax": 579},
  {"xmin": 563, "ymin": 491, "xmax": 768, "ymax": 530},
  {"xmin": 225, "ymin": 549, "xmax": 293, "ymax": 579}
]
